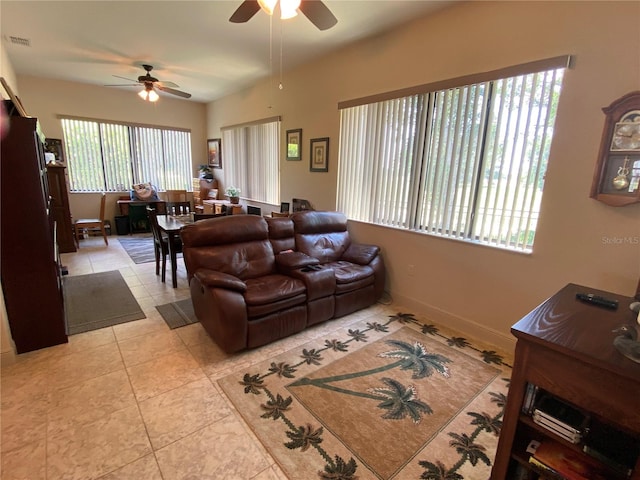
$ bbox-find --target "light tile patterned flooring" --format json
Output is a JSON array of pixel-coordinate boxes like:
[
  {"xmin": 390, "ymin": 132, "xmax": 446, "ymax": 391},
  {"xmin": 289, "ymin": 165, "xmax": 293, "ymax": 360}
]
[{"xmin": 0, "ymin": 235, "xmax": 397, "ymax": 480}]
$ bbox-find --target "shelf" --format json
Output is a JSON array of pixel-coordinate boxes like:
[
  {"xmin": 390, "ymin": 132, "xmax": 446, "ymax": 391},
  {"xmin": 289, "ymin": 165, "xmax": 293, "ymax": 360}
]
[{"xmin": 490, "ymin": 284, "xmax": 640, "ymax": 480}]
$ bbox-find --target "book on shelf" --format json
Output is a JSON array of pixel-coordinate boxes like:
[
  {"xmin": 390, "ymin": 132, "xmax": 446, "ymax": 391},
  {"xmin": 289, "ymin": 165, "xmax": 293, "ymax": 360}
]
[
  {"xmin": 583, "ymin": 422, "xmax": 639, "ymax": 477},
  {"xmin": 530, "ymin": 439, "xmax": 622, "ymax": 480},
  {"xmin": 522, "ymin": 383, "xmax": 539, "ymax": 415},
  {"xmin": 532, "ymin": 395, "xmax": 589, "ymax": 443}
]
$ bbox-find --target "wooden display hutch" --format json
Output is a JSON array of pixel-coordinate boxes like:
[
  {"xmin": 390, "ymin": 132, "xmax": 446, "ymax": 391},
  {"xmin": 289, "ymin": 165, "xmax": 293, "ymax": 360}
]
[
  {"xmin": 0, "ymin": 111, "xmax": 68, "ymax": 353},
  {"xmin": 491, "ymin": 283, "xmax": 640, "ymax": 479},
  {"xmin": 46, "ymin": 163, "xmax": 76, "ymax": 253}
]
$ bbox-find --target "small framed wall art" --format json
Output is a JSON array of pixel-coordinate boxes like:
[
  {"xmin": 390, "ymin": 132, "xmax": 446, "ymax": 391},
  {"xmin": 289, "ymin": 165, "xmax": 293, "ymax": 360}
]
[
  {"xmin": 286, "ymin": 129, "xmax": 302, "ymax": 160},
  {"xmin": 591, "ymin": 91, "xmax": 640, "ymax": 206},
  {"xmin": 310, "ymin": 137, "xmax": 329, "ymax": 172},
  {"xmin": 207, "ymin": 138, "xmax": 222, "ymax": 168}
]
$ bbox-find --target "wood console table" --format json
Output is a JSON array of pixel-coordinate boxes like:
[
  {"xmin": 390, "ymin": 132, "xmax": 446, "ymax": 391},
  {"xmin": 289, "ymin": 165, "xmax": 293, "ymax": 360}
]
[
  {"xmin": 491, "ymin": 283, "xmax": 640, "ymax": 479},
  {"xmin": 117, "ymin": 199, "xmax": 166, "ymax": 216}
]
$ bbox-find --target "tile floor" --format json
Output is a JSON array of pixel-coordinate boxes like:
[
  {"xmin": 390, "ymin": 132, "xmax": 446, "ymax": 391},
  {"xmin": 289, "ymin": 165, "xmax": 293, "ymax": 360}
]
[{"xmin": 0, "ymin": 234, "xmax": 398, "ymax": 480}]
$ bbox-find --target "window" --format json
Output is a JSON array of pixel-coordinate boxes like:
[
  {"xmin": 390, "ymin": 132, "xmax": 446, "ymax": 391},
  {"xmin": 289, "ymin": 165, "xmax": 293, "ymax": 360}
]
[
  {"xmin": 222, "ymin": 116, "xmax": 280, "ymax": 205},
  {"xmin": 60, "ymin": 117, "xmax": 193, "ymax": 192},
  {"xmin": 337, "ymin": 57, "xmax": 569, "ymax": 252}
]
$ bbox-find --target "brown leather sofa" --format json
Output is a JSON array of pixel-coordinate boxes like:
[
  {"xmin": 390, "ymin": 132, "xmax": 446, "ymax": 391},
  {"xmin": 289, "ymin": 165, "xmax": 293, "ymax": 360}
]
[{"xmin": 180, "ymin": 211, "xmax": 385, "ymax": 353}]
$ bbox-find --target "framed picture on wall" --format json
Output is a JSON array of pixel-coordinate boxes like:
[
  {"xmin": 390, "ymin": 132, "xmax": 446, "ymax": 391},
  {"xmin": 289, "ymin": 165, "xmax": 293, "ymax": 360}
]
[
  {"xmin": 286, "ymin": 129, "xmax": 302, "ymax": 160},
  {"xmin": 310, "ymin": 137, "xmax": 329, "ymax": 172},
  {"xmin": 207, "ymin": 138, "xmax": 222, "ymax": 168}
]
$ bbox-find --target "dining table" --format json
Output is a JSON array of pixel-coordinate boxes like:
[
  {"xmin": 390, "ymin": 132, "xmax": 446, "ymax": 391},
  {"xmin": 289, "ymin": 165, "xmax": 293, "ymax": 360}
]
[{"xmin": 155, "ymin": 214, "xmax": 193, "ymax": 288}]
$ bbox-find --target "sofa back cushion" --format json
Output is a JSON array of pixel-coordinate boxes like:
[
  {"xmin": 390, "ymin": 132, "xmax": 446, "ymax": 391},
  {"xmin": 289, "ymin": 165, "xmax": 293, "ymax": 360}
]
[
  {"xmin": 181, "ymin": 215, "xmax": 275, "ymax": 280},
  {"xmin": 265, "ymin": 217, "xmax": 295, "ymax": 253},
  {"xmin": 292, "ymin": 211, "xmax": 351, "ymax": 263}
]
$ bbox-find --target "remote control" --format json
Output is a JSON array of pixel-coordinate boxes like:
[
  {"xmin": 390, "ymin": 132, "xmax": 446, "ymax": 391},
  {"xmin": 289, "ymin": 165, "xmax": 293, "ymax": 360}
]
[{"xmin": 575, "ymin": 292, "xmax": 618, "ymax": 309}]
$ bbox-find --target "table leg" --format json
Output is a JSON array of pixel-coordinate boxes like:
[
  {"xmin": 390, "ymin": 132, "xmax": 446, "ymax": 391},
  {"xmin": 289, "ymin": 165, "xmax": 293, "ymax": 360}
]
[{"xmin": 167, "ymin": 231, "xmax": 179, "ymax": 288}]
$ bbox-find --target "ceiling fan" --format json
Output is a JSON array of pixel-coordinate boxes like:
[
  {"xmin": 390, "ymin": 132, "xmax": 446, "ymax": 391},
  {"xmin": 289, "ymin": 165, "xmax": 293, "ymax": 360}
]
[
  {"xmin": 230, "ymin": 0, "xmax": 337, "ymax": 31},
  {"xmin": 105, "ymin": 64, "xmax": 191, "ymax": 101}
]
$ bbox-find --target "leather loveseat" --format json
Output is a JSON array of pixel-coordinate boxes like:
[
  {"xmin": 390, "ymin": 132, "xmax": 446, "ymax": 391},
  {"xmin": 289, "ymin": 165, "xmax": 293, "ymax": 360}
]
[{"xmin": 180, "ymin": 211, "xmax": 385, "ymax": 353}]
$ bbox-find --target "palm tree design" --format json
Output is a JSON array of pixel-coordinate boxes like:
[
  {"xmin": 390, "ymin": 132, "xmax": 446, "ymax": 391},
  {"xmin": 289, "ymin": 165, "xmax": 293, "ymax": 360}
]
[
  {"xmin": 285, "ymin": 424, "xmax": 324, "ymax": 451},
  {"xmin": 419, "ymin": 460, "xmax": 464, "ymax": 480},
  {"xmin": 319, "ymin": 455, "xmax": 358, "ymax": 480},
  {"xmin": 290, "ymin": 340, "xmax": 451, "ymax": 423},
  {"xmin": 448, "ymin": 432, "xmax": 491, "ymax": 467},
  {"xmin": 268, "ymin": 362, "xmax": 296, "ymax": 378},
  {"xmin": 370, "ymin": 377, "xmax": 432, "ymax": 423}
]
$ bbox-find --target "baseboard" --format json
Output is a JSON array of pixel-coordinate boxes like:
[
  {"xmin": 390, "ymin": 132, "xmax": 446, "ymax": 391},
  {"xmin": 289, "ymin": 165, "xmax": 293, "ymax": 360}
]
[
  {"xmin": 1, "ymin": 349, "xmax": 16, "ymax": 367},
  {"xmin": 389, "ymin": 291, "xmax": 516, "ymax": 356}
]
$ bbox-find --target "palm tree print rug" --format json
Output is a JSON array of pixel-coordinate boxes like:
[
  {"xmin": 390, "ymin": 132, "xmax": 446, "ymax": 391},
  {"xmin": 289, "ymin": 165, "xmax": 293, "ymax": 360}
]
[{"xmin": 218, "ymin": 312, "xmax": 511, "ymax": 479}]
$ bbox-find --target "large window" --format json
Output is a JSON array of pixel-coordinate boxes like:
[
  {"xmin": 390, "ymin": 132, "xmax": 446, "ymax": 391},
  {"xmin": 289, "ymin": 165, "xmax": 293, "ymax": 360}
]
[
  {"xmin": 222, "ymin": 116, "xmax": 280, "ymax": 205},
  {"xmin": 337, "ymin": 57, "xmax": 569, "ymax": 252},
  {"xmin": 61, "ymin": 117, "xmax": 193, "ymax": 192}
]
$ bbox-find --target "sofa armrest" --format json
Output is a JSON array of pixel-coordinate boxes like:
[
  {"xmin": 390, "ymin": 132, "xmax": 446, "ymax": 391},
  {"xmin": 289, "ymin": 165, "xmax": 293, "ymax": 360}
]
[
  {"xmin": 194, "ymin": 268, "xmax": 247, "ymax": 293},
  {"xmin": 342, "ymin": 243, "xmax": 380, "ymax": 265},
  {"xmin": 275, "ymin": 251, "xmax": 320, "ymax": 270}
]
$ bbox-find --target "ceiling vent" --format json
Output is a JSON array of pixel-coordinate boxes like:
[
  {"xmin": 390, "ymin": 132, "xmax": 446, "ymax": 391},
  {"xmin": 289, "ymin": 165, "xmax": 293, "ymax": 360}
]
[{"xmin": 9, "ymin": 36, "xmax": 31, "ymax": 47}]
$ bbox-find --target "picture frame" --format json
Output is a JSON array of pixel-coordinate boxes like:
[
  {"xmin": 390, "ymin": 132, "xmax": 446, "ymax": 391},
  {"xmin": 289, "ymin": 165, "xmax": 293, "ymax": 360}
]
[
  {"xmin": 286, "ymin": 128, "xmax": 302, "ymax": 160},
  {"xmin": 207, "ymin": 138, "xmax": 222, "ymax": 169},
  {"xmin": 44, "ymin": 138, "xmax": 65, "ymax": 164},
  {"xmin": 310, "ymin": 137, "xmax": 329, "ymax": 172},
  {"xmin": 280, "ymin": 202, "xmax": 290, "ymax": 213}
]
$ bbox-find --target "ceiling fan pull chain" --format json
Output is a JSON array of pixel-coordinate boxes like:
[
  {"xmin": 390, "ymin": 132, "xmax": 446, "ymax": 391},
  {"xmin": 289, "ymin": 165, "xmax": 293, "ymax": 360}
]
[{"xmin": 279, "ymin": 19, "xmax": 284, "ymax": 90}]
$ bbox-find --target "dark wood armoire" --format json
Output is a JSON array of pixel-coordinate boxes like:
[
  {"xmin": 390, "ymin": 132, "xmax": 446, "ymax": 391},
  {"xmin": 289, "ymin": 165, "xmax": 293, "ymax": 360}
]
[
  {"xmin": 1, "ymin": 109, "xmax": 68, "ymax": 353},
  {"xmin": 46, "ymin": 164, "xmax": 76, "ymax": 253}
]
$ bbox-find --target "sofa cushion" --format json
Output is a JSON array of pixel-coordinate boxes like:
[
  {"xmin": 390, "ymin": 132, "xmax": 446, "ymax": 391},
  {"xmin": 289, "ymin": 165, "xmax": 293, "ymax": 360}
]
[
  {"xmin": 266, "ymin": 217, "xmax": 295, "ymax": 253},
  {"xmin": 244, "ymin": 274, "xmax": 306, "ymax": 305},
  {"xmin": 244, "ymin": 274, "xmax": 307, "ymax": 318},
  {"xmin": 324, "ymin": 261, "xmax": 374, "ymax": 293}
]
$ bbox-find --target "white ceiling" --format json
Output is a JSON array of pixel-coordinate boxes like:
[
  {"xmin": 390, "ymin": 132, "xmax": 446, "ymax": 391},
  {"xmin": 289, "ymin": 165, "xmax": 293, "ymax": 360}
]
[{"xmin": 1, "ymin": 1, "xmax": 455, "ymax": 103}]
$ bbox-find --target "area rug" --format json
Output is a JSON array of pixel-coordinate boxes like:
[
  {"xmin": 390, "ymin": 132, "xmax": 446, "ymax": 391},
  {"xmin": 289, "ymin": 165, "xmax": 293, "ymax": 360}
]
[
  {"xmin": 117, "ymin": 234, "xmax": 156, "ymax": 264},
  {"xmin": 218, "ymin": 312, "xmax": 511, "ymax": 480},
  {"xmin": 64, "ymin": 270, "xmax": 146, "ymax": 335},
  {"xmin": 156, "ymin": 298, "xmax": 198, "ymax": 329}
]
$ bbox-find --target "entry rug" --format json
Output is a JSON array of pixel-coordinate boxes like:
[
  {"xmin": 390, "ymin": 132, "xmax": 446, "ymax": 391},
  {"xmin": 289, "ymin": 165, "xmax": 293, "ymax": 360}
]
[
  {"xmin": 118, "ymin": 234, "xmax": 183, "ymax": 265},
  {"xmin": 218, "ymin": 312, "xmax": 512, "ymax": 479},
  {"xmin": 156, "ymin": 298, "xmax": 198, "ymax": 329},
  {"xmin": 64, "ymin": 270, "xmax": 146, "ymax": 335}
]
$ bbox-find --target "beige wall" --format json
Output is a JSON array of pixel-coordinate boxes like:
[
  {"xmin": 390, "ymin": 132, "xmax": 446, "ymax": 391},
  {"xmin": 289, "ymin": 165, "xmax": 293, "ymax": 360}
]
[
  {"xmin": 207, "ymin": 1, "xmax": 640, "ymax": 350},
  {"xmin": 17, "ymin": 76, "xmax": 208, "ymax": 223}
]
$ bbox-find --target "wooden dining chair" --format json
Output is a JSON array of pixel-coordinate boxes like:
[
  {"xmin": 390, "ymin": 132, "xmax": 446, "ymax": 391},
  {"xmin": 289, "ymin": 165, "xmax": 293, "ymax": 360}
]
[
  {"xmin": 74, "ymin": 192, "xmax": 108, "ymax": 246},
  {"xmin": 146, "ymin": 207, "xmax": 183, "ymax": 283}
]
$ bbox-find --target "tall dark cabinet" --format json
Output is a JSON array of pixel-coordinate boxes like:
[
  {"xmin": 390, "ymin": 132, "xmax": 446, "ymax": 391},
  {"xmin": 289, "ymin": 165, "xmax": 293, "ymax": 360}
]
[
  {"xmin": 47, "ymin": 164, "xmax": 76, "ymax": 253},
  {"xmin": 1, "ymin": 112, "xmax": 68, "ymax": 353}
]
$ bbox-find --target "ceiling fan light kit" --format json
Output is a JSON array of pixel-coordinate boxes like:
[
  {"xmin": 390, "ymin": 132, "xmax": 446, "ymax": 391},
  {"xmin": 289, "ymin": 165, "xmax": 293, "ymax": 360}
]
[
  {"xmin": 138, "ymin": 87, "xmax": 159, "ymax": 102},
  {"xmin": 257, "ymin": 0, "xmax": 301, "ymax": 19},
  {"xmin": 106, "ymin": 64, "xmax": 191, "ymax": 102},
  {"xmin": 230, "ymin": 0, "xmax": 337, "ymax": 30}
]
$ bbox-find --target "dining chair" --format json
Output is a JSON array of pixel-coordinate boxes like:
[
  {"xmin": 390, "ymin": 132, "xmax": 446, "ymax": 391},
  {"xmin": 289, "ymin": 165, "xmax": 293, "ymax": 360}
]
[
  {"xmin": 146, "ymin": 207, "xmax": 183, "ymax": 283},
  {"xmin": 166, "ymin": 201, "xmax": 192, "ymax": 215},
  {"xmin": 74, "ymin": 192, "xmax": 108, "ymax": 246}
]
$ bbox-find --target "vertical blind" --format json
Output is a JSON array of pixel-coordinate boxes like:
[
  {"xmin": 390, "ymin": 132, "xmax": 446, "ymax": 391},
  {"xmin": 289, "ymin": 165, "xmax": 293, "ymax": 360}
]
[
  {"xmin": 61, "ymin": 117, "xmax": 192, "ymax": 192},
  {"xmin": 338, "ymin": 62, "xmax": 566, "ymax": 252},
  {"xmin": 222, "ymin": 117, "xmax": 280, "ymax": 205}
]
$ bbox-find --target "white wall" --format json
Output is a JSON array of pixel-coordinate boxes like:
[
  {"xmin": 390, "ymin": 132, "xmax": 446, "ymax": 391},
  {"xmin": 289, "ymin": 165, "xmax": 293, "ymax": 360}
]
[{"xmin": 207, "ymin": 1, "xmax": 640, "ymax": 351}]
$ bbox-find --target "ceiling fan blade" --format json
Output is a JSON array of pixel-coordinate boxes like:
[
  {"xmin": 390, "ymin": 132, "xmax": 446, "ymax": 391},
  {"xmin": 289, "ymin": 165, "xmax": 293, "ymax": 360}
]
[
  {"xmin": 156, "ymin": 80, "xmax": 180, "ymax": 88},
  {"xmin": 229, "ymin": 0, "xmax": 260, "ymax": 23},
  {"xmin": 113, "ymin": 75, "xmax": 140, "ymax": 83},
  {"xmin": 299, "ymin": 0, "xmax": 337, "ymax": 30},
  {"xmin": 104, "ymin": 83, "xmax": 140, "ymax": 87},
  {"xmin": 156, "ymin": 85, "xmax": 192, "ymax": 99}
]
